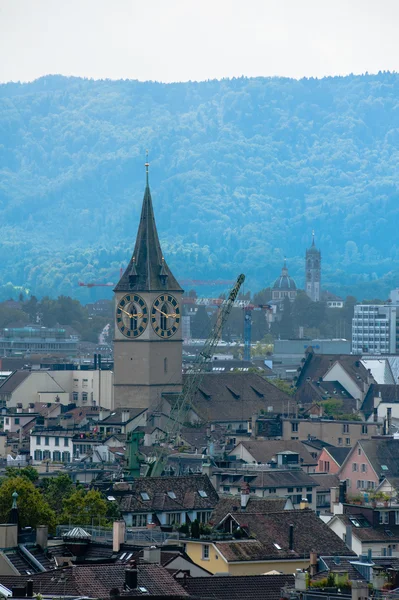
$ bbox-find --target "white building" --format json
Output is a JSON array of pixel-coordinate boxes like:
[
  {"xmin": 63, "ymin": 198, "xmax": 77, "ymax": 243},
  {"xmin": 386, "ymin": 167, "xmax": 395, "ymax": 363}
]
[
  {"xmin": 30, "ymin": 429, "xmax": 117, "ymax": 464},
  {"xmin": 352, "ymin": 303, "xmax": 399, "ymax": 355},
  {"xmin": 0, "ymin": 369, "xmax": 113, "ymax": 410}
]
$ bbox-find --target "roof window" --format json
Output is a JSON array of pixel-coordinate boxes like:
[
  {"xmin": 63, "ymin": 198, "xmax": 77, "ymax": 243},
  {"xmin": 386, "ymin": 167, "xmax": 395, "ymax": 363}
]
[
  {"xmin": 140, "ymin": 492, "xmax": 150, "ymax": 501},
  {"xmin": 273, "ymin": 543, "xmax": 282, "ymax": 550},
  {"xmin": 198, "ymin": 490, "xmax": 208, "ymax": 498},
  {"xmin": 167, "ymin": 491, "xmax": 176, "ymax": 499}
]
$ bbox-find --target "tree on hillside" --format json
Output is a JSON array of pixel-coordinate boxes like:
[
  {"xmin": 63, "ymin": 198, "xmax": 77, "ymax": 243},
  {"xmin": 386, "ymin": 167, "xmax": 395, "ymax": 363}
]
[{"xmin": 0, "ymin": 477, "xmax": 56, "ymax": 531}]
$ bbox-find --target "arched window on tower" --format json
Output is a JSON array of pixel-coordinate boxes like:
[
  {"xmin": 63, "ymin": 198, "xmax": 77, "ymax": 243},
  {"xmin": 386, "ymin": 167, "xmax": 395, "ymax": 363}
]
[{"xmin": 160, "ymin": 303, "xmax": 168, "ymax": 330}]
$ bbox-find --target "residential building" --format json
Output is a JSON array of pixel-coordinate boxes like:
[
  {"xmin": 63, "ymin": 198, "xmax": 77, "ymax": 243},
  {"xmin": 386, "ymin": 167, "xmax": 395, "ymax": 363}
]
[
  {"xmin": 97, "ymin": 407, "xmax": 147, "ymax": 435},
  {"xmin": 328, "ymin": 511, "xmax": 399, "ymax": 557},
  {"xmin": 282, "ymin": 418, "xmax": 381, "ymax": 447},
  {"xmin": 174, "ymin": 372, "xmax": 296, "ymax": 430},
  {"xmin": 309, "ymin": 472, "xmax": 340, "ymax": 513},
  {"xmin": 306, "ymin": 232, "xmax": 321, "ymax": 302},
  {"xmin": 117, "ymin": 474, "xmax": 218, "ymax": 528},
  {"xmin": 352, "ymin": 303, "xmax": 399, "ymax": 355},
  {"xmin": 338, "ymin": 438, "xmax": 399, "ymax": 495},
  {"xmin": 209, "ymin": 496, "xmax": 293, "ymax": 526},
  {"xmin": 316, "ymin": 447, "xmax": 351, "ymax": 473},
  {"xmin": 185, "ymin": 509, "xmax": 354, "ymax": 575},
  {"xmin": 295, "ymin": 349, "xmax": 375, "ymax": 407},
  {"xmin": 227, "ymin": 440, "xmax": 318, "ymax": 473},
  {"xmin": 0, "ymin": 368, "xmax": 113, "ymax": 409},
  {"xmin": 362, "ymin": 383, "xmax": 399, "ymax": 423},
  {"xmin": 30, "ymin": 429, "xmax": 118, "ymax": 464},
  {"xmin": 0, "ymin": 326, "xmax": 78, "ymax": 357},
  {"xmin": 210, "ymin": 467, "xmax": 318, "ymax": 510},
  {"xmin": 271, "ymin": 260, "xmax": 297, "ymax": 302}
]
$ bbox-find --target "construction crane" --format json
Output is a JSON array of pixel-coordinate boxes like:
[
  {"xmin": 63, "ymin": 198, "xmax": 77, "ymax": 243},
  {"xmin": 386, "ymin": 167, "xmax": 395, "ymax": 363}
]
[{"xmin": 145, "ymin": 273, "xmax": 245, "ymax": 478}]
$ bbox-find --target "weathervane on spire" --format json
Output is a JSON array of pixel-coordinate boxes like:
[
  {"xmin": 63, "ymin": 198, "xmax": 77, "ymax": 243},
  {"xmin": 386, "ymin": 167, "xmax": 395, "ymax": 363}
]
[{"xmin": 312, "ymin": 230, "xmax": 315, "ymax": 246}]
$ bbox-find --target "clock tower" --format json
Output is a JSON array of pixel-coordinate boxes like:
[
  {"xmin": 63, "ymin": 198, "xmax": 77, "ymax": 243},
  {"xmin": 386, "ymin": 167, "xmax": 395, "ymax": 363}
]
[{"xmin": 113, "ymin": 162, "xmax": 183, "ymax": 409}]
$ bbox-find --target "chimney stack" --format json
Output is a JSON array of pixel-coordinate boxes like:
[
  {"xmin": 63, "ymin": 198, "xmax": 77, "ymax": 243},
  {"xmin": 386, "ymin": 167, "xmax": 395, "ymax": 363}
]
[
  {"xmin": 373, "ymin": 408, "xmax": 378, "ymax": 423},
  {"xmin": 345, "ymin": 524, "xmax": 352, "ymax": 550},
  {"xmin": 240, "ymin": 482, "xmax": 250, "ymax": 510},
  {"xmin": 26, "ymin": 579, "xmax": 33, "ymax": 598},
  {"xmin": 289, "ymin": 524, "xmax": 294, "ymax": 550},
  {"xmin": 36, "ymin": 525, "xmax": 48, "ymax": 550},
  {"xmin": 338, "ymin": 480, "xmax": 347, "ymax": 504},
  {"xmin": 125, "ymin": 560, "xmax": 138, "ymax": 591},
  {"xmin": 351, "ymin": 580, "xmax": 369, "ymax": 600},
  {"xmin": 143, "ymin": 546, "xmax": 161, "ymax": 564},
  {"xmin": 300, "ymin": 497, "xmax": 309, "ymax": 510},
  {"xmin": 387, "ymin": 407, "xmax": 392, "ymax": 433},
  {"xmin": 309, "ymin": 551, "xmax": 318, "ymax": 577},
  {"xmin": 113, "ymin": 520, "xmax": 126, "ymax": 553},
  {"xmin": 94, "ymin": 353, "xmax": 97, "ymax": 370}
]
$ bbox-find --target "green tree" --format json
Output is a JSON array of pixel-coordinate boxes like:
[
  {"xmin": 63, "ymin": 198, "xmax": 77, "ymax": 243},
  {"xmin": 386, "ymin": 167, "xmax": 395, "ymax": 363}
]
[
  {"xmin": 61, "ymin": 488, "xmax": 108, "ymax": 526},
  {"xmin": 41, "ymin": 473, "xmax": 74, "ymax": 515},
  {"xmin": 5, "ymin": 466, "xmax": 39, "ymax": 483},
  {"xmin": 0, "ymin": 477, "xmax": 56, "ymax": 531},
  {"xmin": 268, "ymin": 378, "xmax": 295, "ymax": 395}
]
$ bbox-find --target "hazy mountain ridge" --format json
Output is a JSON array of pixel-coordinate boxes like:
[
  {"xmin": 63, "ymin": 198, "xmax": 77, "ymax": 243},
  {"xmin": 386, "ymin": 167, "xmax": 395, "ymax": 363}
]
[{"xmin": 0, "ymin": 73, "xmax": 399, "ymax": 301}]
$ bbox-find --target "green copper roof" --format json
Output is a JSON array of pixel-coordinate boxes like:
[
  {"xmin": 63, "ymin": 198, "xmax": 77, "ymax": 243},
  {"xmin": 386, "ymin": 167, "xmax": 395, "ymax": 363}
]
[{"xmin": 114, "ymin": 171, "xmax": 182, "ymax": 293}]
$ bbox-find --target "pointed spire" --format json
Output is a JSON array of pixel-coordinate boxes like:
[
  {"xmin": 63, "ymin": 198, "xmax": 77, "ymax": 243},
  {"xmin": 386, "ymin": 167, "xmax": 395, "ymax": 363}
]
[
  {"xmin": 114, "ymin": 159, "xmax": 182, "ymax": 293},
  {"xmin": 282, "ymin": 257, "xmax": 288, "ymax": 276},
  {"xmin": 145, "ymin": 149, "xmax": 149, "ymax": 187}
]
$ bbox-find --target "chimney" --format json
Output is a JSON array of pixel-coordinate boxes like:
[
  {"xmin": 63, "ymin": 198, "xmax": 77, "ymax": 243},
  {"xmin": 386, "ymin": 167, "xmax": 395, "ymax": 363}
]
[
  {"xmin": 36, "ymin": 525, "xmax": 48, "ymax": 550},
  {"xmin": 373, "ymin": 408, "xmax": 378, "ymax": 423},
  {"xmin": 309, "ymin": 551, "xmax": 318, "ymax": 577},
  {"xmin": 121, "ymin": 410, "xmax": 130, "ymax": 424},
  {"xmin": 94, "ymin": 353, "xmax": 97, "ymax": 370},
  {"xmin": 143, "ymin": 546, "xmax": 161, "ymax": 564},
  {"xmin": 387, "ymin": 407, "xmax": 392, "ymax": 432},
  {"xmin": 351, "ymin": 580, "xmax": 369, "ymax": 600},
  {"xmin": 16, "ymin": 403, "xmax": 22, "ymax": 414},
  {"xmin": 28, "ymin": 404, "xmax": 35, "ymax": 414},
  {"xmin": 240, "ymin": 482, "xmax": 250, "ymax": 510},
  {"xmin": 300, "ymin": 497, "xmax": 309, "ymax": 510},
  {"xmin": 345, "ymin": 524, "xmax": 352, "ymax": 550},
  {"xmin": 289, "ymin": 524, "xmax": 294, "ymax": 550},
  {"xmin": 330, "ymin": 487, "xmax": 339, "ymax": 512},
  {"xmin": 125, "ymin": 561, "xmax": 138, "ymax": 591},
  {"xmin": 113, "ymin": 520, "xmax": 126, "ymax": 553},
  {"xmin": 339, "ymin": 481, "xmax": 347, "ymax": 504},
  {"xmin": 26, "ymin": 579, "xmax": 33, "ymax": 598},
  {"xmin": 295, "ymin": 570, "xmax": 307, "ymax": 591}
]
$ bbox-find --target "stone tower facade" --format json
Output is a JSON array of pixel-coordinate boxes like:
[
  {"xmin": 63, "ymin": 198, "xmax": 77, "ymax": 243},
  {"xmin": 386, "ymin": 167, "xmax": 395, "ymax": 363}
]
[
  {"xmin": 305, "ymin": 232, "xmax": 321, "ymax": 302},
  {"xmin": 113, "ymin": 164, "xmax": 183, "ymax": 410}
]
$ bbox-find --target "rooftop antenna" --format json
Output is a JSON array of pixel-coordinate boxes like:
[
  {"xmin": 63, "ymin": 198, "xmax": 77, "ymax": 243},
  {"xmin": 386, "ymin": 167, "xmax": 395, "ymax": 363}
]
[{"xmin": 145, "ymin": 149, "xmax": 149, "ymax": 186}]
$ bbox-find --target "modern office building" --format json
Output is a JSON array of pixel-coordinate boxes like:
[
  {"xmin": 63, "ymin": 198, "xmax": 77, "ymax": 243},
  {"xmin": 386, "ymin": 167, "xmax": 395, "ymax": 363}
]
[
  {"xmin": 0, "ymin": 327, "xmax": 78, "ymax": 357},
  {"xmin": 352, "ymin": 297, "xmax": 399, "ymax": 355}
]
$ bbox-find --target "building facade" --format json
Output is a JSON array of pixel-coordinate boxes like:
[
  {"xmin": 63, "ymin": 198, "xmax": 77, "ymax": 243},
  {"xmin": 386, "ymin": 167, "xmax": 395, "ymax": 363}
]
[
  {"xmin": 352, "ymin": 303, "xmax": 399, "ymax": 355},
  {"xmin": 305, "ymin": 232, "xmax": 321, "ymax": 302},
  {"xmin": 271, "ymin": 260, "xmax": 297, "ymax": 302},
  {"xmin": 0, "ymin": 326, "xmax": 78, "ymax": 357},
  {"xmin": 113, "ymin": 163, "xmax": 183, "ymax": 409}
]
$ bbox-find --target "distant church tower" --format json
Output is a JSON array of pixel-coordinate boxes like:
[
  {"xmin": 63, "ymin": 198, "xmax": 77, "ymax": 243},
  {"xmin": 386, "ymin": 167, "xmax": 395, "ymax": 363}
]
[
  {"xmin": 305, "ymin": 232, "xmax": 321, "ymax": 302},
  {"xmin": 113, "ymin": 161, "xmax": 183, "ymax": 409}
]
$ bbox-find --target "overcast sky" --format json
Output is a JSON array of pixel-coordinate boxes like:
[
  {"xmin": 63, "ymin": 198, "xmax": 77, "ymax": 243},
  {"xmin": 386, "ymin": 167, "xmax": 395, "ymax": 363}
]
[{"xmin": 0, "ymin": 0, "xmax": 398, "ymax": 83}]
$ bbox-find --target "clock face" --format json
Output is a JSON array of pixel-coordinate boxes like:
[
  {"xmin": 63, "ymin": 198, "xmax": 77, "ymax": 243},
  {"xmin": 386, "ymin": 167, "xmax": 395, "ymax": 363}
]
[
  {"xmin": 151, "ymin": 294, "xmax": 180, "ymax": 338},
  {"xmin": 116, "ymin": 293, "xmax": 148, "ymax": 338}
]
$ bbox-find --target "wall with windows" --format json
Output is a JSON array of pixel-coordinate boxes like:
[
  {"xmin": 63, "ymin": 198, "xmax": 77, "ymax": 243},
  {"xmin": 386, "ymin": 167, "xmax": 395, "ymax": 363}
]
[
  {"xmin": 339, "ymin": 443, "xmax": 378, "ymax": 494},
  {"xmin": 282, "ymin": 419, "xmax": 380, "ymax": 447},
  {"xmin": 30, "ymin": 432, "xmax": 72, "ymax": 464}
]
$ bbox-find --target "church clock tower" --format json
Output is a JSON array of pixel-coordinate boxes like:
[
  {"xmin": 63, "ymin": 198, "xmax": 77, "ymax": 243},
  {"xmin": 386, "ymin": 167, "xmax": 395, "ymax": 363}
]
[
  {"xmin": 305, "ymin": 231, "xmax": 321, "ymax": 302},
  {"xmin": 113, "ymin": 161, "xmax": 183, "ymax": 409}
]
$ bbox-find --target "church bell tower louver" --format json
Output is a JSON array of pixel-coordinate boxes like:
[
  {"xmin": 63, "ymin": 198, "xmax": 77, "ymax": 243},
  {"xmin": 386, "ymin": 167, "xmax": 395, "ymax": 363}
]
[{"xmin": 113, "ymin": 160, "xmax": 183, "ymax": 409}]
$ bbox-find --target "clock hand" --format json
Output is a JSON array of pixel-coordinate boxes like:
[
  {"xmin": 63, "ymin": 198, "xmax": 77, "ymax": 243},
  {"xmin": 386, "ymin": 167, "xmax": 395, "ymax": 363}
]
[
  {"xmin": 154, "ymin": 306, "xmax": 169, "ymax": 318},
  {"xmin": 118, "ymin": 307, "xmax": 131, "ymax": 317}
]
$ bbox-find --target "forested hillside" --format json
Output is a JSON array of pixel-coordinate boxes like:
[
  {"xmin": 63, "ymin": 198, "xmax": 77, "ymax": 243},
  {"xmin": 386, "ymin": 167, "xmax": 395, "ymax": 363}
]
[{"xmin": 1, "ymin": 73, "xmax": 399, "ymax": 301}]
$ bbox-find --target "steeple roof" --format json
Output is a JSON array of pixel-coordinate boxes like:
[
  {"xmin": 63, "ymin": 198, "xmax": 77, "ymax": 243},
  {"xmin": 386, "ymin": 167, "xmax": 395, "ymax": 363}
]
[
  {"xmin": 114, "ymin": 164, "xmax": 182, "ymax": 293},
  {"xmin": 307, "ymin": 230, "xmax": 320, "ymax": 254}
]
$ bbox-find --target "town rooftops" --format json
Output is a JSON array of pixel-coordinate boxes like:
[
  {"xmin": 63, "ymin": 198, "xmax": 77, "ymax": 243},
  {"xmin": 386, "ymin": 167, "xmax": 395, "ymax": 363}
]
[
  {"xmin": 99, "ymin": 407, "xmax": 147, "ymax": 425},
  {"xmin": 218, "ymin": 467, "xmax": 318, "ymax": 489},
  {"xmin": 0, "ymin": 563, "xmax": 188, "ymax": 598},
  {"xmin": 356, "ymin": 438, "xmax": 399, "ymax": 477},
  {"xmin": 118, "ymin": 474, "xmax": 218, "ymax": 513},
  {"xmin": 325, "ymin": 446, "xmax": 351, "ymax": 467},
  {"xmin": 309, "ymin": 472, "xmax": 340, "ymax": 492},
  {"xmin": 214, "ymin": 510, "xmax": 355, "ymax": 562},
  {"xmin": 174, "ymin": 372, "xmax": 295, "ymax": 421},
  {"xmin": 210, "ymin": 496, "xmax": 291, "ymax": 525},
  {"xmin": 231, "ymin": 439, "xmax": 317, "ymax": 466},
  {"xmin": 330, "ymin": 514, "xmax": 399, "ymax": 543},
  {"xmin": 362, "ymin": 383, "xmax": 399, "ymax": 419},
  {"xmin": 185, "ymin": 573, "xmax": 295, "ymax": 600}
]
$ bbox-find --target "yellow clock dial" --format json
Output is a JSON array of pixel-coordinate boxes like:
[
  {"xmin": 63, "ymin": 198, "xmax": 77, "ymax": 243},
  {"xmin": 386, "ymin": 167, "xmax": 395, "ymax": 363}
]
[
  {"xmin": 116, "ymin": 294, "xmax": 148, "ymax": 338},
  {"xmin": 151, "ymin": 294, "xmax": 180, "ymax": 338}
]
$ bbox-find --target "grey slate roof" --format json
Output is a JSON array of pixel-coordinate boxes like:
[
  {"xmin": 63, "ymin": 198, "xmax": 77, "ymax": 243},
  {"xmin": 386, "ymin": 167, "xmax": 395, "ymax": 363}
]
[
  {"xmin": 361, "ymin": 384, "xmax": 399, "ymax": 419},
  {"xmin": 309, "ymin": 473, "xmax": 340, "ymax": 492},
  {"xmin": 114, "ymin": 176, "xmax": 182, "ymax": 293},
  {"xmin": 180, "ymin": 372, "xmax": 295, "ymax": 421},
  {"xmin": 358, "ymin": 438, "xmax": 399, "ymax": 477},
  {"xmin": 233, "ymin": 439, "xmax": 317, "ymax": 466},
  {"xmin": 218, "ymin": 467, "xmax": 318, "ymax": 489},
  {"xmin": 185, "ymin": 573, "xmax": 295, "ymax": 600},
  {"xmin": 326, "ymin": 446, "xmax": 351, "ymax": 466},
  {"xmin": 210, "ymin": 496, "xmax": 289, "ymax": 525},
  {"xmin": 118, "ymin": 474, "xmax": 218, "ymax": 513},
  {"xmin": 0, "ymin": 370, "xmax": 30, "ymax": 394},
  {"xmin": 215, "ymin": 510, "xmax": 355, "ymax": 561}
]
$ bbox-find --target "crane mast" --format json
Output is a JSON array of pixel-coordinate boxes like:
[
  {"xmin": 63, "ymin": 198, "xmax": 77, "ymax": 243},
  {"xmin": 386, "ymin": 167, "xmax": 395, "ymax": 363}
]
[{"xmin": 148, "ymin": 273, "xmax": 245, "ymax": 476}]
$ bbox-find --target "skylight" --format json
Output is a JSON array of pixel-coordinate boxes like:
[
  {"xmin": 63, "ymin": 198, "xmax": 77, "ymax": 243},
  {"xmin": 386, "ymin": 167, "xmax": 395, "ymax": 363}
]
[
  {"xmin": 198, "ymin": 490, "xmax": 208, "ymax": 498},
  {"xmin": 140, "ymin": 492, "xmax": 150, "ymax": 501},
  {"xmin": 349, "ymin": 516, "xmax": 370, "ymax": 528},
  {"xmin": 167, "ymin": 491, "xmax": 176, "ymax": 499},
  {"xmin": 273, "ymin": 543, "xmax": 282, "ymax": 550},
  {"xmin": 138, "ymin": 587, "xmax": 148, "ymax": 593},
  {"xmin": 381, "ymin": 465, "xmax": 389, "ymax": 471}
]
